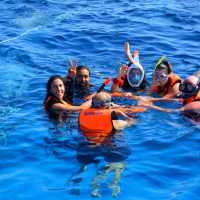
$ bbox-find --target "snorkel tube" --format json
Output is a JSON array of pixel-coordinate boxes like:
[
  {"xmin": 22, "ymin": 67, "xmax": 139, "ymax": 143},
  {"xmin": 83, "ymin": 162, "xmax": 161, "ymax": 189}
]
[
  {"xmin": 124, "ymin": 42, "xmax": 145, "ymax": 88},
  {"xmin": 154, "ymin": 56, "xmax": 172, "ymax": 74}
]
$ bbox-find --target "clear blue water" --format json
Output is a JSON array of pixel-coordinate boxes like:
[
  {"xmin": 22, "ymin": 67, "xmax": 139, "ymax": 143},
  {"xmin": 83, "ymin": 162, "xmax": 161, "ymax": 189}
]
[{"xmin": 1, "ymin": 0, "xmax": 200, "ymax": 199}]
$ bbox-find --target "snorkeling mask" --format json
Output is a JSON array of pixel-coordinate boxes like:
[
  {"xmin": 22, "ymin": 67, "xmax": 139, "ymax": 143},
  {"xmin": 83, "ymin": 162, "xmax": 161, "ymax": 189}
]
[
  {"xmin": 122, "ymin": 47, "xmax": 145, "ymax": 88},
  {"xmin": 127, "ymin": 65, "xmax": 145, "ymax": 88},
  {"xmin": 179, "ymin": 80, "xmax": 200, "ymax": 97},
  {"xmin": 154, "ymin": 71, "xmax": 168, "ymax": 83}
]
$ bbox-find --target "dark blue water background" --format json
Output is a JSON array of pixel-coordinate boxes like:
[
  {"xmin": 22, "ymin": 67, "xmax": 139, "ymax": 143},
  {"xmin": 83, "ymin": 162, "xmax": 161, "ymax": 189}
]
[{"xmin": 0, "ymin": 0, "xmax": 200, "ymax": 199}]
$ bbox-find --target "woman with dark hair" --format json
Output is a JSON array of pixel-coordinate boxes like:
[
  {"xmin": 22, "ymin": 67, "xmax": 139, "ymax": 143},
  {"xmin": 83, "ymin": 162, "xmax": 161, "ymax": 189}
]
[{"xmin": 44, "ymin": 75, "xmax": 91, "ymax": 120}]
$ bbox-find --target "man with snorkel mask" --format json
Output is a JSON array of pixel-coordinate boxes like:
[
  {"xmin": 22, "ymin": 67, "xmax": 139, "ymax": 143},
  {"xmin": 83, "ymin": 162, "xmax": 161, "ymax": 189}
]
[{"xmin": 150, "ymin": 56, "xmax": 181, "ymax": 99}]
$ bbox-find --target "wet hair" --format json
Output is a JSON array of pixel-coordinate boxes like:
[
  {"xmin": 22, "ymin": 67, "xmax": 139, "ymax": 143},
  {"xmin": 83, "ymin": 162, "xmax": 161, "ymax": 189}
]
[
  {"xmin": 155, "ymin": 56, "xmax": 172, "ymax": 74},
  {"xmin": 76, "ymin": 65, "xmax": 91, "ymax": 75},
  {"xmin": 44, "ymin": 75, "xmax": 64, "ymax": 103},
  {"xmin": 159, "ymin": 63, "xmax": 172, "ymax": 74}
]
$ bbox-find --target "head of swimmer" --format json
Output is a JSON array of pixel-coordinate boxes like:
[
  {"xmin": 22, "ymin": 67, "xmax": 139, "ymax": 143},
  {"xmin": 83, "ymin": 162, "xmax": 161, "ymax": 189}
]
[
  {"xmin": 179, "ymin": 76, "xmax": 200, "ymax": 98},
  {"xmin": 153, "ymin": 64, "xmax": 171, "ymax": 86},
  {"xmin": 75, "ymin": 65, "xmax": 91, "ymax": 88},
  {"xmin": 92, "ymin": 92, "xmax": 112, "ymax": 108},
  {"xmin": 46, "ymin": 75, "xmax": 65, "ymax": 100}
]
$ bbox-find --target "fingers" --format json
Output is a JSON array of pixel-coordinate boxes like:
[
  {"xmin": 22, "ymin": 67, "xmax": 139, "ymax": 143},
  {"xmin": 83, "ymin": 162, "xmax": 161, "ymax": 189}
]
[
  {"xmin": 68, "ymin": 59, "xmax": 78, "ymax": 68},
  {"xmin": 67, "ymin": 59, "xmax": 78, "ymax": 78}
]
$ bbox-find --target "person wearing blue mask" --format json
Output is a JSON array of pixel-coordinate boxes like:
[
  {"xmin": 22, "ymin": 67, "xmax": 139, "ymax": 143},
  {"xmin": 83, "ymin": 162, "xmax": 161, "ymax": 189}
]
[{"xmin": 111, "ymin": 42, "xmax": 146, "ymax": 93}]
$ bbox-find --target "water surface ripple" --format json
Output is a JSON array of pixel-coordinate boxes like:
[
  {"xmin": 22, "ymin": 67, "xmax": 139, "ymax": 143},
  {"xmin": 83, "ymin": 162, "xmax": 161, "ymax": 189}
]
[{"xmin": 0, "ymin": 0, "xmax": 200, "ymax": 199}]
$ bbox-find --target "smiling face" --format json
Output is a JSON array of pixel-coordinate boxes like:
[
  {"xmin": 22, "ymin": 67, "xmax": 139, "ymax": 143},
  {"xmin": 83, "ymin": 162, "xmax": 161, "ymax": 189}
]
[
  {"xmin": 50, "ymin": 78, "xmax": 65, "ymax": 100},
  {"xmin": 76, "ymin": 68, "xmax": 90, "ymax": 87}
]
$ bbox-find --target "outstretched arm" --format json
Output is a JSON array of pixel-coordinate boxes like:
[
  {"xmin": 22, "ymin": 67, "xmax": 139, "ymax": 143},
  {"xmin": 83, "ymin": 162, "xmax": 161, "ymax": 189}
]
[
  {"xmin": 52, "ymin": 99, "xmax": 91, "ymax": 112},
  {"xmin": 144, "ymin": 104, "xmax": 177, "ymax": 112},
  {"xmin": 115, "ymin": 106, "xmax": 147, "ymax": 113},
  {"xmin": 162, "ymin": 82, "xmax": 181, "ymax": 99},
  {"xmin": 112, "ymin": 110, "xmax": 136, "ymax": 130},
  {"xmin": 182, "ymin": 101, "xmax": 200, "ymax": 112}
]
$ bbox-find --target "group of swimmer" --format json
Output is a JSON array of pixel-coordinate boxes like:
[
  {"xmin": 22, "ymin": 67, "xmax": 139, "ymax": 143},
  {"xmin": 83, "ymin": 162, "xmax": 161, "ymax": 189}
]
[
  {"xmin": 44, "ymin": 42, "xmax": 200, "ymax": 130},
  {"xmin": 43, "ymin": 41, "xmax": 200, "ymax": 197}
]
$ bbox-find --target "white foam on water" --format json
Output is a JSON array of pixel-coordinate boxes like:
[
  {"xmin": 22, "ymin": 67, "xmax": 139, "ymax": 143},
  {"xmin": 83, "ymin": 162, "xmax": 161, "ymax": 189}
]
[{"xmin": 0, "ymin": 26, "xmax": 40, "ymax": 44}]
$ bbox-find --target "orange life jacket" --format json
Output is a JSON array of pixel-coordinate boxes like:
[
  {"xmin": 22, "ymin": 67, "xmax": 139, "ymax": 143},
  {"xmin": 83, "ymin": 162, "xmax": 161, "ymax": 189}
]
[
  {"xmin": 44, "ymin": 95, "xmax": 71, "ymax": 112},
  {"xmin": 183, "ymin": 90, "xmax": 200, "ymax": 105},
  {"xmin": 79, "ymin": 108, "xmax": 113, "ymax": 144},
  {"xmin": 151, "ymin": 73, "xmax": 181, "ymax": 96}
]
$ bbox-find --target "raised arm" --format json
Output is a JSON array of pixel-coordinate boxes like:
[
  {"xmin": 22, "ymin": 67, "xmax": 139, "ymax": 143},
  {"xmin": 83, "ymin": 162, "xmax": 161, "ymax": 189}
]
[{"xmin": 124, "ymin": 41, "xmax": 134, "ymax": 64}]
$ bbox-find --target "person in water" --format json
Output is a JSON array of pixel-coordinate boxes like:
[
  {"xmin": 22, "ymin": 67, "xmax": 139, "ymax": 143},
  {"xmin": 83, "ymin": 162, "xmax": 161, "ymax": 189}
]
[
  {"xmin": 79, "ymin": 92, "xmax": 146, "ymax": 144},
  {"xmin": 179, "ymin": 75, "xmax": 200, "ymax": 121},
  {"xmin": 150, "ymin": 56, "xmax": 182, "ymax": 98},
  {"xmin": 44, "ymin": 75, "xmax": 91, "ymax": 121},
  {"xmin": 111, "ymin": 42, "xmax": 146, "ymax": 93},
  {"xmin": 77, "ymin": 91, "xmax": 175, "ymax": 197},
  {"xmin": 72, "ymin": 92, "xmax": 145, "ymax": 197},
  {"xmin": 64, "ymin": 64, "xmax": 97, "ymax": 104}
]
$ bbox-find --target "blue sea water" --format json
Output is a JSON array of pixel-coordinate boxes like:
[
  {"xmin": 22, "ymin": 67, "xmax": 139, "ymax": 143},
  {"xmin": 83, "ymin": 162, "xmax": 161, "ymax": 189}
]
[{"xmin": 0, "ymin": 0, "xmax": 200, "ymax": 199}]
